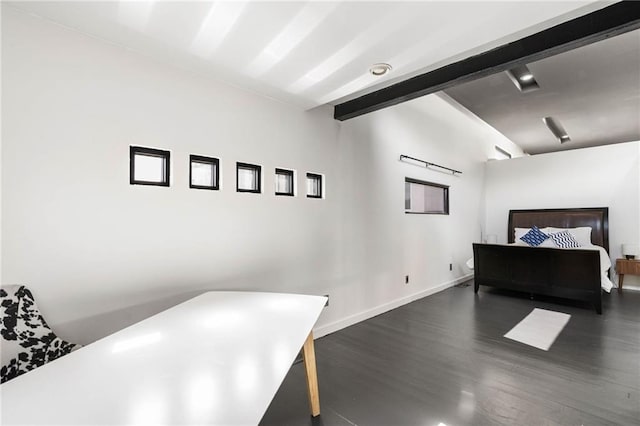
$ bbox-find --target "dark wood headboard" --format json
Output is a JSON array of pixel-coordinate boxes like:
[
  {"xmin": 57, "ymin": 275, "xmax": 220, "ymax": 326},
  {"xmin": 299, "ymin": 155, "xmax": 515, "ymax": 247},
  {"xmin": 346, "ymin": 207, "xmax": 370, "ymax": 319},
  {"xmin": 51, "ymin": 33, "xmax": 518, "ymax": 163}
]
[{"xmin": 508, "ymin": 207, "xmax": 609, "ymax": 252}]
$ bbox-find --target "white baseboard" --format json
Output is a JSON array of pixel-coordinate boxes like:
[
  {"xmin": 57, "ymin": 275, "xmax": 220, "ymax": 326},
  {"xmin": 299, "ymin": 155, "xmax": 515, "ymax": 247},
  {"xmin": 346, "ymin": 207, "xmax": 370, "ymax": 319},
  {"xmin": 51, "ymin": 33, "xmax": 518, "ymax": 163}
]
[{"xmin": 313, "ymin": 273, "xmax": 473, "ymax": 339}]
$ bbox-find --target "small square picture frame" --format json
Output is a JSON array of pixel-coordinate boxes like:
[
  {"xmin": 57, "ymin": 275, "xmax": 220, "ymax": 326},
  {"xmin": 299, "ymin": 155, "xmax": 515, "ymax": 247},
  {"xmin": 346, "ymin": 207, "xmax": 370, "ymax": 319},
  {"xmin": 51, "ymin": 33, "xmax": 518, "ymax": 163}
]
[
  {"xmin": 190, "ymin": 155, "xmax": 219, "ymax": 190},
  {"xmin": 237, "ymin": 162, "xmax": 262, "ymax": 193},
  {"xmin": 130, "ymin": 146, "xmax": 170, "ymax": 187},
  {"xmin": 275, "ymin": 168, "xmax": 295, "ymax": 196},
  {"xmin": 306, "ymin": 173, "xmax": 323, "ymax": 199}
]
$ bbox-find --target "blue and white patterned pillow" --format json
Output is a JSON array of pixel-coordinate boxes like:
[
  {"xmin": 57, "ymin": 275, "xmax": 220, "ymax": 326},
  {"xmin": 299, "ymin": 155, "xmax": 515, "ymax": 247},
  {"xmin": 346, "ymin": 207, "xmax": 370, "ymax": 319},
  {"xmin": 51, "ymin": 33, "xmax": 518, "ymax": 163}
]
[
  {"xmin": 520, "ymin": 226, "xmax": 549, "ymax": 247},
  {"xmin": 549, "ymin": 230, "xmax": 581, "ymax": 248}
]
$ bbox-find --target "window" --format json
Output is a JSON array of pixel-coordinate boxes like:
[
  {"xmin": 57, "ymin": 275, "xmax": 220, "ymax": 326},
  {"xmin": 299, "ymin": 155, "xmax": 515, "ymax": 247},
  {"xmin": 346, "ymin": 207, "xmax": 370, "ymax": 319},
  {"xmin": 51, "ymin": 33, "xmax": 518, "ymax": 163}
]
[
  {"xmin": 405, "ymin": 178, "xmax": 449, "ymax": 214},
  {"xmin": 306, "ymin": 173, "xmax": 322, "ymax": 198},
  {"xmin": 130, "ymin": 146, "xmax": 170, "ymax": 186},
  {"xmin": 237, "ymin": 162, "xmax": 261, "ymax": 193},
  {"xmin": 275, "ymin": 168, "xmax": 294, "ymax": 196},
  {"xmin": 190, "ymin": 155, "xmax": 219, "ymax": 190}
]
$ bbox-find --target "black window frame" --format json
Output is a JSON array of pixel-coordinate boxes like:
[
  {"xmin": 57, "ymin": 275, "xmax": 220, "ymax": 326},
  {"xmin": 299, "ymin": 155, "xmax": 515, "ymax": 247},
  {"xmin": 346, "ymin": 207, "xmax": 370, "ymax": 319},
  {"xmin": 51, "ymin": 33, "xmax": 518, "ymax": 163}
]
[
  {"xmin": 404, "ymin": 177, "xmax": 449, "ymax": 215},
  {"xmin": 189, "ymin": 155, "xmax": 220, "ymax": 190},
  {"xmin": 130, "ymin": 146, "xmax": 170, "ymax": 187},
  {"xmin": 306, "ymin": 173, "xmax": 323, "ymax": 199},
  {"xmin": 275, "ymin": 168, "xmax": 295, "ymax": 196},
  {"xmin": 236, "ymin": 162, "xmax": 262, "ymax": 193}
]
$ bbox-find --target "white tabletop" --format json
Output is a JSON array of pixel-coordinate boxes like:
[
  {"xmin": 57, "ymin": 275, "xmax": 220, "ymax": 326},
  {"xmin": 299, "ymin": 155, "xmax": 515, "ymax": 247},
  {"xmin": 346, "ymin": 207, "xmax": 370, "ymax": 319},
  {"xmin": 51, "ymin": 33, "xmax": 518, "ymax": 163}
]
[{"xmin": 1, "ymin": 291, "xmax": 327, "ymax": 425}]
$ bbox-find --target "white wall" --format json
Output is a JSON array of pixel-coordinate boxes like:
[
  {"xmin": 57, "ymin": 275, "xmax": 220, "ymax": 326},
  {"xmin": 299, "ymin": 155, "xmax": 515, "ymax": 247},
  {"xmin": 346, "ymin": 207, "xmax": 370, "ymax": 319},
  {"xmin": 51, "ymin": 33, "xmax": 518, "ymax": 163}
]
[
  {"xmin": 2, "ymin": 7, "xmax": 339, "ymax": 342},
  {"xmin": 317, "ymin": 93, "xmax": 524, "ymax": 334},
  {"xmin": 2, "ymin": 7, "xmax": 523, "ymax": 344},
  {"xmin": 484, "ymin": 141, "xmax": 640, "ymax": 290}
]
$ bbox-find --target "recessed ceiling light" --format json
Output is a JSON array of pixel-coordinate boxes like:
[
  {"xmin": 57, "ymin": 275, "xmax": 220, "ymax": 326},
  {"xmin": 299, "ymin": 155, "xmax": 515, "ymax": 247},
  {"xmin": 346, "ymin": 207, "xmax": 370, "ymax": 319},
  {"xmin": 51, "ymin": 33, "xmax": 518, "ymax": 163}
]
[
  {"xmin": 369, "ymin": 63, "xmax": 392, "ymax": 76},
  {"xmin": 543, "ymin": 116, "xmax": 571, "ymax": 143},
  {"xmin": 506, "ymin": 65, "xmax": 539, "ymax": 92}
]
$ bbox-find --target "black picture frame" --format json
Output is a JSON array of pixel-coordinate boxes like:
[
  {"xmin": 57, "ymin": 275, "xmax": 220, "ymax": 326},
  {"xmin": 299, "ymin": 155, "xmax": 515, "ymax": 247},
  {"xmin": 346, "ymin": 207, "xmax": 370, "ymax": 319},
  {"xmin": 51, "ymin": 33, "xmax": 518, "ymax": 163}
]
[
  {"xmin": 275, "ymin": 168, "xmax": 295, "ymax": 196},
  {"xmin": 130, "ymin": 146, "xmax": 170, "ymax": 187},
  {"xmin": 189, "ymin": 155, "xmax": 219, "ymax": 190},
  {"xmin": 237, "ymin": 162, "xmax": 261, "ymax": 193},
  {"xmin": 306, "ymin": 173, "xmax": 322, "ymax": 199}
]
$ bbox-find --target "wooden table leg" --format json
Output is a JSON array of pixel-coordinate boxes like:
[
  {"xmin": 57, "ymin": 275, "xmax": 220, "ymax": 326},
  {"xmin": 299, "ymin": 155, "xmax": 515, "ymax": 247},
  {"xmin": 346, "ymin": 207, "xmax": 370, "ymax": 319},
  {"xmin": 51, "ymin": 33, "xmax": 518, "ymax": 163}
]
[
  {"xmin": 302, "ymin": 331, "xmax": 320, "ymax": 417},
  {"xmin": 618, "ymin": 273, "xmax": 624, "ymax": 293}
]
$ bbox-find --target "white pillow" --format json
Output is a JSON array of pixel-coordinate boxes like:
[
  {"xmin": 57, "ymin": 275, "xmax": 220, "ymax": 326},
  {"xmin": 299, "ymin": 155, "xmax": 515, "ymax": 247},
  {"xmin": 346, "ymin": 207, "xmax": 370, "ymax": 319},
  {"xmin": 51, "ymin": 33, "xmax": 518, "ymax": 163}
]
[
  {"xmin": 546, "ymin": 227, "xmax": 592, "ymax": 246},
  {"xmin": 514, "ymin": 228, "xmax": 531, "ymax": 241},
  {"xmin": 538, "ymin": 239, "xmax": 556, "ymax": 248}
]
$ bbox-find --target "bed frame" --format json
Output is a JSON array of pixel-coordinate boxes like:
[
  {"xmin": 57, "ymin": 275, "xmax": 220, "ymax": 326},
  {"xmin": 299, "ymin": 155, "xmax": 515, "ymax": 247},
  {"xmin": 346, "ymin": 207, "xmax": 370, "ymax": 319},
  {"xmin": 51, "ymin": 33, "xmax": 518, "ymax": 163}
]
[{"xmin": 473, "ymin": 207, "xmax": 609, "ymax": 314}]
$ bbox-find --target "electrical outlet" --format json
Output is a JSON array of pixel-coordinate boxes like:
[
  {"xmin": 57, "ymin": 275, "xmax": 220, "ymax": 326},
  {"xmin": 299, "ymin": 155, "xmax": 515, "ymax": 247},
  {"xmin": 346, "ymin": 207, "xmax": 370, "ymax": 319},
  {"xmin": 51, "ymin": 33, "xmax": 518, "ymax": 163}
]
[
  {"xmin": 323, "ymin": 294, "xmax": 329, "ymax": 307},
  {"xmin": 405, "ymin": 275, "xmax": 409, "ymax": 284},
  {"xmin": 449, "ymin": 263, "xmax": 453, "ymax": 271}
]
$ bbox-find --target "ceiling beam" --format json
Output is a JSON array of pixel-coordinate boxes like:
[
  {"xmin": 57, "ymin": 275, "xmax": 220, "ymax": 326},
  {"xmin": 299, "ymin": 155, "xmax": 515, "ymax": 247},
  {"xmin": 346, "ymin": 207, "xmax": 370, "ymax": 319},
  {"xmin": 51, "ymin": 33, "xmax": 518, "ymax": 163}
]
[{"xmin": 334, "ymin": 1, "xmax": 640, "ymax": 121}]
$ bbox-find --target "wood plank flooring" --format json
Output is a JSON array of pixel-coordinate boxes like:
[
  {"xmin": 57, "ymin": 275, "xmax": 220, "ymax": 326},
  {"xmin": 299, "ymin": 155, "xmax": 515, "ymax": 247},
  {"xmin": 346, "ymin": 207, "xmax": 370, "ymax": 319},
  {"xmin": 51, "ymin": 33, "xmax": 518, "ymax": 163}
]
[{"xmin": 260, "ymin": 284, "xmax": 640, "ymax": 426}]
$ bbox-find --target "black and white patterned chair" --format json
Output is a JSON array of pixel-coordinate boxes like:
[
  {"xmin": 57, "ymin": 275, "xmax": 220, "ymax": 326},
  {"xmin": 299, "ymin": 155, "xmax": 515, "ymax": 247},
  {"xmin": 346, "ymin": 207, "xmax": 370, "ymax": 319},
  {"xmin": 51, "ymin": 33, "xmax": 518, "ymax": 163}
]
[{"xmin": 1, "ymin": 285, "xmax": 81, "ymax": 383}]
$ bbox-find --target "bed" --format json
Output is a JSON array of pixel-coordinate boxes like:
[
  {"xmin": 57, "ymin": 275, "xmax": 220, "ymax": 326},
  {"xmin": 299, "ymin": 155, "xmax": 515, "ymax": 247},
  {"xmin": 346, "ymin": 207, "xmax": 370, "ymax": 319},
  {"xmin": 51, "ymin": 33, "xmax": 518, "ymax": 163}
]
[{"xmin": 472, "ymin": 207, "xmax": 611, "ymax": 314}]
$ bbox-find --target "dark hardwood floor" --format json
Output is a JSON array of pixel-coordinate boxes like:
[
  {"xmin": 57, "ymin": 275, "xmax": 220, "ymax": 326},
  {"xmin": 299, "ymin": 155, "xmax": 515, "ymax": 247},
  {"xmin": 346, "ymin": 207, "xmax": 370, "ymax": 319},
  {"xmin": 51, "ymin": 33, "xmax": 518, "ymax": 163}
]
[{"xmin": 260, "ymin": 284, "xmax": 640, "ymax": 426}]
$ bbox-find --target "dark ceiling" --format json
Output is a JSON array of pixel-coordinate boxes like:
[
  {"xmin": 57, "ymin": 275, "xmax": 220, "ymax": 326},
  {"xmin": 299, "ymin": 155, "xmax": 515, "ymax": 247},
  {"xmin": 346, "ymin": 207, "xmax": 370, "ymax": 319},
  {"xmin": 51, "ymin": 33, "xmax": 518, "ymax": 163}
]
[{"xmin": 444, "ymin": 29, "xmax": 640, "ymax": 155}]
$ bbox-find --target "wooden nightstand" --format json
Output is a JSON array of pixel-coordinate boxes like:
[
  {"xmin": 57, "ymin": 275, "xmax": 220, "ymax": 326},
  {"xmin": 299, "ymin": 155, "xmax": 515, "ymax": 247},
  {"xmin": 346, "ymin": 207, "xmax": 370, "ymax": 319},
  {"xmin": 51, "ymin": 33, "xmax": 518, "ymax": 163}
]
[{"xmin": 616, "ymin": 258, "xmax": 640, "ymax": 293}]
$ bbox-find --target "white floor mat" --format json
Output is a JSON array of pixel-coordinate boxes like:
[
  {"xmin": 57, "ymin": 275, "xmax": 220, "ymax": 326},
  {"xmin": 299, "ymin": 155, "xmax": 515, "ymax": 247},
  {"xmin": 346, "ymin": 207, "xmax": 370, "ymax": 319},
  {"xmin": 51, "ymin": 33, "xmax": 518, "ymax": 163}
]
[{"xmin": 504, "ymin": 308, "xmax": 571, "ymax": 351}]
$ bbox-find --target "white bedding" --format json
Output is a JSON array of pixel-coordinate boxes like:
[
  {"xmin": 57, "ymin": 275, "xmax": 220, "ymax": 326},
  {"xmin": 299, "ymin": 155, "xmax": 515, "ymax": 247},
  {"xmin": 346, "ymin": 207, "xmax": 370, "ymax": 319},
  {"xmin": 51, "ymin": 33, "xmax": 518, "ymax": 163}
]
[{"xmin": 576, "ymin": 244, "xmax": 613, "ymax": 293}]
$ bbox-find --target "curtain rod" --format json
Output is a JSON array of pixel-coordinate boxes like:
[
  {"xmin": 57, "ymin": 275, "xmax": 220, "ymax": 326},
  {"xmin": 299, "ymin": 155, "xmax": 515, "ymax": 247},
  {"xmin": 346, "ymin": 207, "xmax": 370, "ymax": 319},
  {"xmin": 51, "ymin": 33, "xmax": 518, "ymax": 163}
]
[{"xmin": 399, "ymin": 155, "xmax": 462, "ymax": 175}]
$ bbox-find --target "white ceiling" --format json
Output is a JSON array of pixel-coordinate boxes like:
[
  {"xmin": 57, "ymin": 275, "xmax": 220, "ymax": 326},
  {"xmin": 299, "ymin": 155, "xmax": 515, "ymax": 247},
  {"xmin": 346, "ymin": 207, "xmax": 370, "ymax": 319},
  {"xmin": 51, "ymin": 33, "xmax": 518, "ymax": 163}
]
[{"xmin": 6, "ymin": 1, "xmax": 608, "ymax": 110}]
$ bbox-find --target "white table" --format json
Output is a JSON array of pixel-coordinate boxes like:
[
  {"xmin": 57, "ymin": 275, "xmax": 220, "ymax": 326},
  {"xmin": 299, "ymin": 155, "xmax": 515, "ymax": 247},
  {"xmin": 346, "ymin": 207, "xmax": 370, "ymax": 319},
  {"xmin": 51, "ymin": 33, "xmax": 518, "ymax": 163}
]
[{"xmin": 1, "ymin": 291, "xmax": 327, "ymax": 425}]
